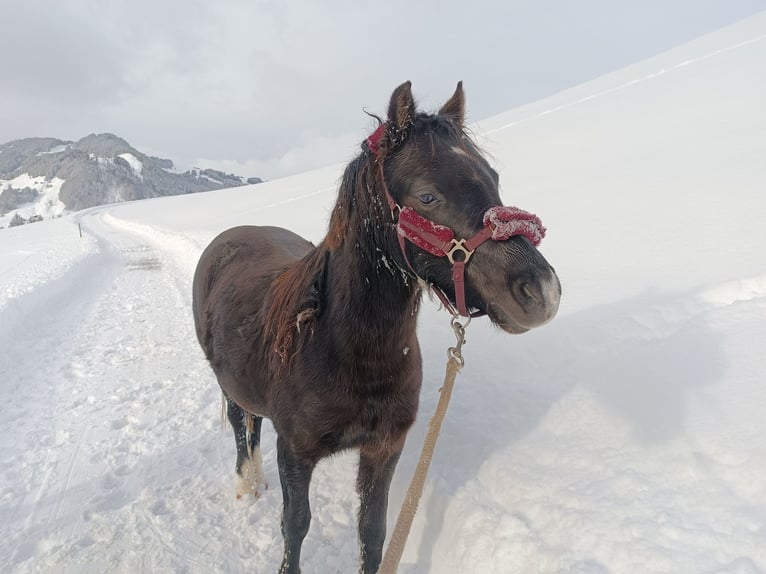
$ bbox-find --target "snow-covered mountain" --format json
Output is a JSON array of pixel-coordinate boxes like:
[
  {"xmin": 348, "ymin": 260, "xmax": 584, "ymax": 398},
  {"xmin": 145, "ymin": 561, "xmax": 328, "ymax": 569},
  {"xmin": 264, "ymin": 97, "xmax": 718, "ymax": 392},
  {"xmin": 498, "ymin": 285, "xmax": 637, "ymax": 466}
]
[
  {"xmin": 0, "ymin": 133, "xmax": 261, "ymax": 227},
  {"xmin": 1, "ymin": 11, "xmax": 765, "ymax": 574}
]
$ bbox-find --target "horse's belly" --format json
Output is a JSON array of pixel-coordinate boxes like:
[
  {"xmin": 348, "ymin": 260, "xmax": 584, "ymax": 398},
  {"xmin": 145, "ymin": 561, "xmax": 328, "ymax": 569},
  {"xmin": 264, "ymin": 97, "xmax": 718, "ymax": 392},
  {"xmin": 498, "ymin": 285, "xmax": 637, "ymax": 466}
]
[{"xmin": 221, "ymin": 374, "xmax": 270, "ymax": 418}]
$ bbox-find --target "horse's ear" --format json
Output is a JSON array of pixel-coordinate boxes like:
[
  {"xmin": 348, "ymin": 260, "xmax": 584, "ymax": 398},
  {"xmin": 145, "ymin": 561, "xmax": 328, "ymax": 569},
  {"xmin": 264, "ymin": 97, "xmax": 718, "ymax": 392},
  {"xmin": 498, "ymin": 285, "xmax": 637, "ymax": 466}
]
[
  {"xmin": 438, "ymin": 81, "xmax": 465, "ymax": 126},
  {"xmin": 387, "ymin": 81, "xmax": 416, "ymax": 131}
]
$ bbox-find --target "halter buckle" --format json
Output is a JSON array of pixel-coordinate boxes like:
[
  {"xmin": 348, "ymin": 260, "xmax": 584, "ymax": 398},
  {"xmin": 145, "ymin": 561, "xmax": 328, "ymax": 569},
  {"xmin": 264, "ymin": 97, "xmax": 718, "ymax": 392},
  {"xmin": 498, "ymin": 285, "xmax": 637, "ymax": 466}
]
[
  {"xmin": 445, "ymin": 239, "xmax": 475, "ymax": 265},
  {"xmin": 390, "ymin": 203, "xmax": 401, "ymax": 223}
]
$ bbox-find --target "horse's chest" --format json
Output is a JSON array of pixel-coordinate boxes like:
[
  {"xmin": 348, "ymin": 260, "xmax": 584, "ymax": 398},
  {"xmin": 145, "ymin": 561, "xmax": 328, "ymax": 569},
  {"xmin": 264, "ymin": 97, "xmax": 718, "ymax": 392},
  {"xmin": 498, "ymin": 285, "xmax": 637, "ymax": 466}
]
[{"xmin": 316, "ymin": 381, "xmax": 419, "ymax": 455}]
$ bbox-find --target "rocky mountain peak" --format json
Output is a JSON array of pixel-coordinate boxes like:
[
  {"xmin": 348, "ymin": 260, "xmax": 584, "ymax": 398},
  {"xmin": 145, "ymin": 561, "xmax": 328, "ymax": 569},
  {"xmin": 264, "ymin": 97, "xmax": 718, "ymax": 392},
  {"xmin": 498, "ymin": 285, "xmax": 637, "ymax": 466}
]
[
  {"xmin": 0, "ymin": 134, "xmax": 260, "ymax": 223},
  {"xmin": 73, "ymin": 133, "xmax": 137, "ymax": 157}
]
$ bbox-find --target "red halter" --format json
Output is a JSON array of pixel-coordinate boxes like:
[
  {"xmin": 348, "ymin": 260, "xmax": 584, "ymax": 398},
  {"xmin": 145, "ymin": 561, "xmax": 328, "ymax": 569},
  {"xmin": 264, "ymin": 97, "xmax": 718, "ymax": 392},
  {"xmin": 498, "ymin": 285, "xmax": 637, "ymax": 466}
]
[{"xmin": 366, "ymin": 123, "xmax": 546, "ymax": 317}]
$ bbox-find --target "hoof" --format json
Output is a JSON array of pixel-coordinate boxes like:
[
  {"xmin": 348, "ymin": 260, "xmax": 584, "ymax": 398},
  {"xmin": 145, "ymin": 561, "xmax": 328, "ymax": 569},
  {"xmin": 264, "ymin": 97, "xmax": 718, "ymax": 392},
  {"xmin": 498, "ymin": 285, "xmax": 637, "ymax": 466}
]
[{"xmin": 236, "ymin": 476, "xmax": 269, "ymax": 499}]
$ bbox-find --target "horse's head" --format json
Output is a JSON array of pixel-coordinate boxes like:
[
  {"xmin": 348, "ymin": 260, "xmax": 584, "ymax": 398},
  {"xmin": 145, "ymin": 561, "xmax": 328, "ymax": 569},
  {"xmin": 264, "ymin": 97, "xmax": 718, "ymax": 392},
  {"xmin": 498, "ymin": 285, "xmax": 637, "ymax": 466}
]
[{"xmin": 374, "ymin": 81, "xmax": 561, "ymax": 333}]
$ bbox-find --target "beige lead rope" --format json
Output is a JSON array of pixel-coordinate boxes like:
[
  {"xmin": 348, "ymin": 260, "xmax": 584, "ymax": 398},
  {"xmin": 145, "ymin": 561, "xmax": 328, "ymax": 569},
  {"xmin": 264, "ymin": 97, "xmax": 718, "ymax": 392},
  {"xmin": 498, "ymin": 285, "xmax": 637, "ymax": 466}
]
[{"xmin": 378, "ymin": 316, "xmax": 469, "ymax": 574}]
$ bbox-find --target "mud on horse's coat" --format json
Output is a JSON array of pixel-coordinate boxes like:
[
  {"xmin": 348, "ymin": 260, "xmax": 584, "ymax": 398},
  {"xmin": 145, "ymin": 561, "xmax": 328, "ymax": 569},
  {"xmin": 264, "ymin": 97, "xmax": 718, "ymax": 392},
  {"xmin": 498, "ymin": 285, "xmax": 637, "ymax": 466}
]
[{"xmin": 191, "ymin": 81, "xmax": 560, "ymax": 574}]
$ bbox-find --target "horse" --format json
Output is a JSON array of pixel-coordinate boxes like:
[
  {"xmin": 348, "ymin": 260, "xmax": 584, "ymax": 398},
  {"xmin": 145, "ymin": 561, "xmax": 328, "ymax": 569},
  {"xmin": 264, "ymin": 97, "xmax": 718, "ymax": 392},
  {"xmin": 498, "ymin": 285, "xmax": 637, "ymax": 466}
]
[{"xmin": 192, "ymin": 81, "xmax": 561, "ymax": 574}]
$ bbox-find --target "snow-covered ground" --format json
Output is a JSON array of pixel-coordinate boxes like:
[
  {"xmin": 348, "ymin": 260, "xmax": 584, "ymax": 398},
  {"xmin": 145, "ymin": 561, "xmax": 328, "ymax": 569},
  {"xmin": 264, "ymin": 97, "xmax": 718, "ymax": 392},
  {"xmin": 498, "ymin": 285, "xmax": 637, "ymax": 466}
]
[
  {"xmin": 2, "ymin": 12, "xmax": 766, "ymax": 573},
  {"xmin": 0, "ymin": 216, "xmax": 97, "ymax": 311}
]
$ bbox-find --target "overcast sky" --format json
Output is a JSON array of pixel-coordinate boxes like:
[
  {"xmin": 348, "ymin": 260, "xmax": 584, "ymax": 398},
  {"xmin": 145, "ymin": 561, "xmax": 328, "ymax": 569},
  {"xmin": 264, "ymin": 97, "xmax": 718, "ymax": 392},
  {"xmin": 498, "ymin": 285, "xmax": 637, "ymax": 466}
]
[{"xmin": 1, "ymin": 1, "xmax": 763, "ymax": 180}]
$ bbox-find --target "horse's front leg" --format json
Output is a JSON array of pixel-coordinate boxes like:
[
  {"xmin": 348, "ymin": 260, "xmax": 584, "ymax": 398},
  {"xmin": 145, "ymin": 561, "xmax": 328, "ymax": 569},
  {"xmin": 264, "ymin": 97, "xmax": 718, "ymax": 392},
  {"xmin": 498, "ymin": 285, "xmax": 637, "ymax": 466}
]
[
  {"xmin": 356, "ymin": 444, "xmax": 403, "ymax": 574},
  {"xmin": 277, "ymin": 436, "xmax": 315, "ymax": 574}
]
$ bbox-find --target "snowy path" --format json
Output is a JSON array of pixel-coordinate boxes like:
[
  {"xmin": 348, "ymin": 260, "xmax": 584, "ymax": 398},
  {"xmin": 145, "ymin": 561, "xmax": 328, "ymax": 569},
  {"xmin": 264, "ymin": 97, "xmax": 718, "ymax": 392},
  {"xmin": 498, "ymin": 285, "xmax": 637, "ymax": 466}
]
[
  {"xmin": 0, "ymin": 211, "xmax": 222, "ymax": 570},
  {"xmin": 4, "ymin": 206, "xmax": 765, "ymax": 574},
  {"xmin": 0, "ymin": 210, "xmax": 373, "ymax": 573}
]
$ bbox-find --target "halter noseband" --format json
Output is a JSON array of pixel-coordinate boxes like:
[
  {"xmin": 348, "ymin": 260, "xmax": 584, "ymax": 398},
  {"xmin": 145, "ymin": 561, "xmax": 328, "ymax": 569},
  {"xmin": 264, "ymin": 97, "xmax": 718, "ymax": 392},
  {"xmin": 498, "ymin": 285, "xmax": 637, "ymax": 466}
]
[{"xmin": 366, "ymin": 122, "xmax": 546, "ymax": 318}]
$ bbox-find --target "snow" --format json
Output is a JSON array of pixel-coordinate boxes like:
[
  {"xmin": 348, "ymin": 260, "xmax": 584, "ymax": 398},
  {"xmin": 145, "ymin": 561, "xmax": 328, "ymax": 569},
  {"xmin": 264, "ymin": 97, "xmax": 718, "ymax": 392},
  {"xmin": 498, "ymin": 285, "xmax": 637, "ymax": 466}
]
[
  {"xmin": 118, "ymin": 152, "xmax": 143, "ymax": 177},
  {"xmin": 0, "ymin": 216, "xmax": 97, "ymax": 311},
  {"xmin": 2, "ymin": 12, "xmax": 766, "ymax": 573},
  {"xmin": 38, "ymin": 144, "xmax": 68, "ymax": 155},
  {"xmin": 0, "ymin": 174, "xmax": 68, "ymax": 227}
]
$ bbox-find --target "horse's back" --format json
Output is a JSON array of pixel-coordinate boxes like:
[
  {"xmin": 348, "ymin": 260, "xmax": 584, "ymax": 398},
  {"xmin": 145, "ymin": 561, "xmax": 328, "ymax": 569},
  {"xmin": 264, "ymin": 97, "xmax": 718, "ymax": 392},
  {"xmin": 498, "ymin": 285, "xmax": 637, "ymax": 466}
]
[
  {"xmin": 192, "ymin": 225, "xmax": 313, "ymax": 393},
  {"xmin": 194, "ymin": 225, "xmax": 312, "ymax": 308}
]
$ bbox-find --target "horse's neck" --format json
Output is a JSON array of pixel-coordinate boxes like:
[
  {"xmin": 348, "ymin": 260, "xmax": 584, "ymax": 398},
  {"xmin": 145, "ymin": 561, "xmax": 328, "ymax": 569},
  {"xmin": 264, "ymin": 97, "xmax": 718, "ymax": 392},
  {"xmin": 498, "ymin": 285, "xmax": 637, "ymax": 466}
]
[{"xmin": 326, "ymin": 236, "xmax": 420, "ymax": 347}]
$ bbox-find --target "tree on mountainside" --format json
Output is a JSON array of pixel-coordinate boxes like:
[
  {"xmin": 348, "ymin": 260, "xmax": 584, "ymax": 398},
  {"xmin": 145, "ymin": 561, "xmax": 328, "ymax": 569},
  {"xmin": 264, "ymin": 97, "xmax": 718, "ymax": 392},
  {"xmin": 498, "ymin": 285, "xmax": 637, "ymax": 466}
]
[
  {"xmin": 0, "ymin": 186, "xmax": 39, "ymax": 215},
  {"xmin": 9, "ymin": 213, "xmax": 26, "ymax": 227}
]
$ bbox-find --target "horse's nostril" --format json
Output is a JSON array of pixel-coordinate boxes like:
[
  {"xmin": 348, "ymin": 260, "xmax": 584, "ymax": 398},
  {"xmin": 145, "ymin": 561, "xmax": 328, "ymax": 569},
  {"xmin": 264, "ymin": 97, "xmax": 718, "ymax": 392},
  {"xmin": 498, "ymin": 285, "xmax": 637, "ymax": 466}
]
[{"xmin": 521, "ymin": 282, "xmax": 540, "ymax": 303}]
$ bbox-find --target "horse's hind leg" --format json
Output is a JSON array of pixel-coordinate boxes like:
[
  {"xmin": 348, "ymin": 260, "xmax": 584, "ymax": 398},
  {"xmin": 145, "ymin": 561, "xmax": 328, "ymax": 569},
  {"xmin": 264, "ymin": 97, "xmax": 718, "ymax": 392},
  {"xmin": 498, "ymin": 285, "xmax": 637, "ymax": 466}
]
[{"xmin": 226, "ymin": 398, "xmax": 268, "ymax": 498}]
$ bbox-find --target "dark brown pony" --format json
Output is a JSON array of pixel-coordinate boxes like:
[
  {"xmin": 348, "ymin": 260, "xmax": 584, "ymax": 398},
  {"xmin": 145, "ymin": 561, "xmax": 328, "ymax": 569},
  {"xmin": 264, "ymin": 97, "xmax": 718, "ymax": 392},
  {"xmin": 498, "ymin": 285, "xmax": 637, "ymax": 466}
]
[{"xmin": 192, "ymin": 82, "xmax": 560, "ymax": 573}]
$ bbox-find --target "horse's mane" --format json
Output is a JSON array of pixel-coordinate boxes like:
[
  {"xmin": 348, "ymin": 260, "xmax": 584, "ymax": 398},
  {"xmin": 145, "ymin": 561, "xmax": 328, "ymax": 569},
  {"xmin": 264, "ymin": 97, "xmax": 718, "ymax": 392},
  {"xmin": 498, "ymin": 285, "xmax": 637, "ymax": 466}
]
[{"xmin": 265, "ymin": 141, "xmax": 380, "ymax": 370}]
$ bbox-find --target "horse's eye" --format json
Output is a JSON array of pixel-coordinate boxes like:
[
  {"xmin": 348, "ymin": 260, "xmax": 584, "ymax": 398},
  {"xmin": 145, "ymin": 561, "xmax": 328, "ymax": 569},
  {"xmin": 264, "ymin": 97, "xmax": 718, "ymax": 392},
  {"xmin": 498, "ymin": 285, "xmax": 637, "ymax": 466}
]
[{"xmin": 418, "ymin": 193, "xmax": 437, "ymax": 205}]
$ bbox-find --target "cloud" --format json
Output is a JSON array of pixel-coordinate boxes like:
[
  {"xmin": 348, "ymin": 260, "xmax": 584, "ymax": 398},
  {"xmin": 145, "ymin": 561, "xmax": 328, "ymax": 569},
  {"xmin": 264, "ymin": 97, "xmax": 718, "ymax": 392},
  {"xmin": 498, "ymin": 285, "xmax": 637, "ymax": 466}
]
[
  {"xmin": 1, "ymin": 0, "xmax": 763, "ymax": 179},
  {"xmin": 0, "ymin": 2, "xmax": 126, "ymax": 104},
  {"xmin": 191, "ymin": 130, "xmax": 363, "ymax": 181}
]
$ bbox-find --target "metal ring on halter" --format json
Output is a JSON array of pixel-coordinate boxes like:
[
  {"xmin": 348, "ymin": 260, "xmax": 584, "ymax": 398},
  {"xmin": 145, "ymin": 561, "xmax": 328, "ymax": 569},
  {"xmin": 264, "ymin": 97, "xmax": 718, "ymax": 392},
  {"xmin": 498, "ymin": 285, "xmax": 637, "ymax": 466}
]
[{"xmin": 445, "ymin": 239, "xmax": 475, "ymax": 265}]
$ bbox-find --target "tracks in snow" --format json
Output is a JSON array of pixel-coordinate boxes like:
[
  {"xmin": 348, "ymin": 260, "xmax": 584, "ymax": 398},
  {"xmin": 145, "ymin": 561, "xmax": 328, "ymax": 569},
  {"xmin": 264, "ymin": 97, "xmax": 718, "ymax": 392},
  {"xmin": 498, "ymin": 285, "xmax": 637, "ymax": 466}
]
[
  {"xmin": 0, "ymin": 210, "xmax": 227, "ymax": 571},
  {"xmin": 0, "ymin": 209, "xmax": 366, "ymax": 573}
]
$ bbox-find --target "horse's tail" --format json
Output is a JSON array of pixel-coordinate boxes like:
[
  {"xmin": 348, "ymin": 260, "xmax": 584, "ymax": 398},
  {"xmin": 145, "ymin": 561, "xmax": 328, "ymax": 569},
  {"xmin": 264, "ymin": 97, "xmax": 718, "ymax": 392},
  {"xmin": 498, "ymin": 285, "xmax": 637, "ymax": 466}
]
[
  {"xmin": 220, "ymin": 391, "xmax": 227, "ymax": 430},
  {"xmin": 245, "ymin": 413, "xmax": 255, "ymax": 461}
]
